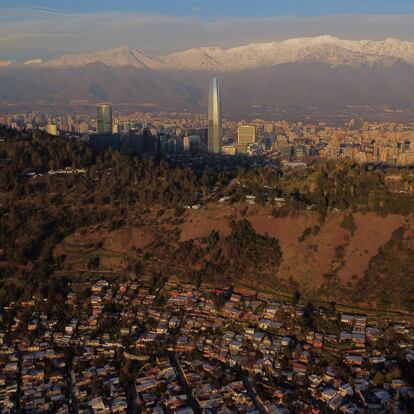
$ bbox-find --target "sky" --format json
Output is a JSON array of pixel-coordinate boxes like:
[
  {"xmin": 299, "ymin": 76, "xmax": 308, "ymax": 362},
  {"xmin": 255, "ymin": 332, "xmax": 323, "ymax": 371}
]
[{"xmin": 1, "ymin": 1, "xmax": 414, "ymax": 61}]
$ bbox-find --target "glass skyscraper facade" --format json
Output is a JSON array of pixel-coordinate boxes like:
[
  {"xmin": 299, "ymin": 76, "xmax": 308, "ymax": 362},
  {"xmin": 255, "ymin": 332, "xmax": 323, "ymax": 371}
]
[
  {"xmin": 208, "ymin": 78, "xmax": 221, "ymax": 153},
  {"xmin": 97, "ymin": 104, "xmax": 113, "ymax": 135}
]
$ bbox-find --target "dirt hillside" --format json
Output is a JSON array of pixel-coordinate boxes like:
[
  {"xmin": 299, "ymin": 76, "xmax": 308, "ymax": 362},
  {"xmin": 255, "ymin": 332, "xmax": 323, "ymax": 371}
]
[{"xmin": 54, "ymin": 205, "xmax": 414, "ymax": 307}]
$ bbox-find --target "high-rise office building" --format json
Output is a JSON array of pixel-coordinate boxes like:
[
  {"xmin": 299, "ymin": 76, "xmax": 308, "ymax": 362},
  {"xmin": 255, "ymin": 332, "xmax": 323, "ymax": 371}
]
[
  {"xmin": 96, "ymin": 104, "xmax": 113, "ymax": 135},
  {"xmin": 184, "ymin": 135, "xmax": 201, "ymax": 153},
  {"xmin": 238, "ymin": 125, "xmax": 256, "ymax": 145},
  {"xmin": 208, "ymin": 78, "xmax": 221, "ymax": 153},
  {"xmin": 123, "ymin": 122, "xmax": 131, "ymax": 134},
  {"xmin": 237, "ymin": 125, "xmax": 256, "ymax": 154}
]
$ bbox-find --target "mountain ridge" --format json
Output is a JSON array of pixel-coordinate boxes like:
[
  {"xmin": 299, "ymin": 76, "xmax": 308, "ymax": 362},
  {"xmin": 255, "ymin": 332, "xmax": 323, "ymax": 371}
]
[
  {"xmin": 5, "ymin": 35, "xmax": 414, "ymax": 72},
  {"xmin": 2, "ymin": 61, "xmax": 414, "ymax": 115},
  {"xmin": 3, "ymin": 36, "xmax": 414, "ymax": 115}
]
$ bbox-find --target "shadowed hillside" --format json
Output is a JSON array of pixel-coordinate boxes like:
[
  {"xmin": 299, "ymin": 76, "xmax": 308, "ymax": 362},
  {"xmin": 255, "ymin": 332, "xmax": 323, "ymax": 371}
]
[{"xmin": 2, "ymin": 62, "xmax": 414, "ymax": 116}]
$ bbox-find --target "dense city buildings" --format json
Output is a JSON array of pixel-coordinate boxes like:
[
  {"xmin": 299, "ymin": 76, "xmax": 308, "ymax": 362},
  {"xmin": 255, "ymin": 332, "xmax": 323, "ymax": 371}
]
[
  {"xmin": 1, "ymin": 109, "xmax": 414, "ymax": 414},
  {"xmin": 208, "ymin": 78, "xmax": 222, "ymax": 154},
  {"xmin": 2, "ymin": 109, "xmax": 414, "ymax": 166},
  {"xmin": 2, "ymin": 76, "xmax": 414, "ymax": 165}
]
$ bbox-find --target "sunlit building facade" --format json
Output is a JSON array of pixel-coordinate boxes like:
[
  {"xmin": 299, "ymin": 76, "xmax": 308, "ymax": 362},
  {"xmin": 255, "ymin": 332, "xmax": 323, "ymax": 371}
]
[
  {"xmin": 45, "ymin": 124, "xmax": 58, "ymax": 136},
  {"xmin": 237, "ymin": 125, "xmax": 256, "ymax": 153},
  {"xmin": 97, "ymin": 104, "xmax": 113, "ymax": 135},
  {"xmin": 208, "ymin": 78, "xmax": 221, "ymax": 153}
]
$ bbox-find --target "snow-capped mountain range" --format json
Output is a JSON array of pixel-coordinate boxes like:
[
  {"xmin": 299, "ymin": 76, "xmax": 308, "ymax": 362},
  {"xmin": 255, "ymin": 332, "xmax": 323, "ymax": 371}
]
[
  {"xmin": 12, "ymin": 36, "xmax": 414, "ymax": 71},
  {"xmin": 2, "ymin": 35, "xmax": 414, "ymax": 114}
]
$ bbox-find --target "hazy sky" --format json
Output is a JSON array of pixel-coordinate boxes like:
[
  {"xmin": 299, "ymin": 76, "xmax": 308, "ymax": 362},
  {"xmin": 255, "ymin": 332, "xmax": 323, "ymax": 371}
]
[{"xmin": 1, "ymin": 1, "xmax": 414, "ymax": 61}]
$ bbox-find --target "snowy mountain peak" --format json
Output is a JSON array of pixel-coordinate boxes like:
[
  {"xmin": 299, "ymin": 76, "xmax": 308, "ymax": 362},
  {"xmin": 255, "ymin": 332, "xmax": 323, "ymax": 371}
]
[
  {"xmin": 24, "ymin": 59, "xmax": 43, "ymax": 65},
  {"xmin": 46, "ymin": 45, "xmax": 161, "ymax": 69},
  {"xmin": 39, "ymin": 36, "xmax": 414, "ymax": 71},
  {"xmin": 0, "ymin": 60, "xmax": 17, "ymax": 67}
]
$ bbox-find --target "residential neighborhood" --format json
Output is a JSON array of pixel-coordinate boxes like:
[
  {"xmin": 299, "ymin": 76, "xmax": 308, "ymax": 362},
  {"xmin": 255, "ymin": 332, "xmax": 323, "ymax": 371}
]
[{"xmin": 0, "ymin": 275, "xmax": 413, "ymax": 413}]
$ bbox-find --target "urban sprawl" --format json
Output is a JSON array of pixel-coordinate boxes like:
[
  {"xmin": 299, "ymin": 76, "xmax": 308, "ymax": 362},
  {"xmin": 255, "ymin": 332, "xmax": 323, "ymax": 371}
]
[
  {"xmin": 2, "ymin": 78, "xmax": 414, "ymax": 166},
  {"xmin": 1, "ymin": 79, "xmax": 414, "ymax": 414},
  {"xmin": 0, "ymin": 276, "xmax": 414, "ymax": 414}
]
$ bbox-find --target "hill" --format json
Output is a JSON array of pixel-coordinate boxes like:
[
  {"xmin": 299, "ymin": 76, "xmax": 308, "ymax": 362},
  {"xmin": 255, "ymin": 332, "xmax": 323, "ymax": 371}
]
[
  {"xmin": 52, "ymin": 206, "xmax": 414, "ymax": 312},
  {"xmin": 1, "ymin": 127, "xmax": 414, "ymax": 312}
]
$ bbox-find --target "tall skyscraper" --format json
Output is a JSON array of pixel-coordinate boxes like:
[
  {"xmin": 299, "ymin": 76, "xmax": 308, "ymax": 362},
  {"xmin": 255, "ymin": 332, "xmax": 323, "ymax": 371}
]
[
  {"xmin": 208, "ymin": 78, "xmax": 221, "ymax": 153},
  {"xmin": 97, "ymin": 104, "xmax": 113, "ymax": 135}
]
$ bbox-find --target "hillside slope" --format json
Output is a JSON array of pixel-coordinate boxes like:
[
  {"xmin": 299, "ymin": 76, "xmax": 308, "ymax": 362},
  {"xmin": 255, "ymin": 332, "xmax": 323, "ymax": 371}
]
[
  {"xmin": 2, "ymin": 62, "xmax": 414, "ymax": 114},
  {"xmin": 54, "ymin": 206, "xmax": 414, "ymax": 311}
]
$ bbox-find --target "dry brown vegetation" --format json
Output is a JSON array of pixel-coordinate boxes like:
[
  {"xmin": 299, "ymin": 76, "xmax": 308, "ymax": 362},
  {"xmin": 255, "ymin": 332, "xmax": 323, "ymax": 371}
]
[{"xmin": 54, "ymin": 204, "xmax": 414, "ymax": 310}]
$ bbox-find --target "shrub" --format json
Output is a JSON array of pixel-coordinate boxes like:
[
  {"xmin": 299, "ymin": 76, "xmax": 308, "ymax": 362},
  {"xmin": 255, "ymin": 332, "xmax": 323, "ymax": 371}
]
[{"xmin": 340, "ymin": 214, "xmax": 357, "ymax": 235}]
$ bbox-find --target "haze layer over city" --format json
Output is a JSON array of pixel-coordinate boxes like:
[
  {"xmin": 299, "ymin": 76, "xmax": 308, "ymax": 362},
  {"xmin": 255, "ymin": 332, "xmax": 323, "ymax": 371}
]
[{"xmin": 1, "ymin": 2, "xmax": 414, "ymax": 414}]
